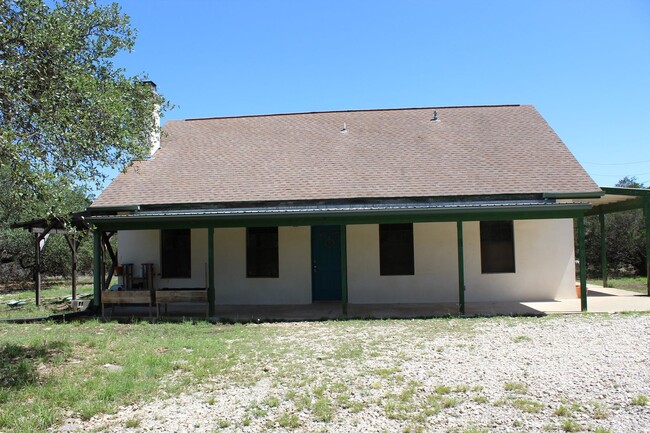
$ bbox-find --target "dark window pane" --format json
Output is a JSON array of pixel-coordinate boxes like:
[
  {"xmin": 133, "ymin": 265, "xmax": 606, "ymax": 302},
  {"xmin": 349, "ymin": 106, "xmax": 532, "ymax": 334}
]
[
  {"xmin": 480, "ymin": 221, "xmax": 515, "ymax": 273},
  {"xmin": 379, "ymin": 223, "xmax": 415, "ymax": 276},
  {"xmin": 161, "ymin": 229, "xmax": 191, "ymax": 278},
  {"xmin": 247, "ymin": 227, "xmax": 279, "ymax": 278}
]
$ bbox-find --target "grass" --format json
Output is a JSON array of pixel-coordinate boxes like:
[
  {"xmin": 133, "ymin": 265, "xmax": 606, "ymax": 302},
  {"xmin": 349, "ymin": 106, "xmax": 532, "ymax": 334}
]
[
  {"xmin": 0, "ymin": 315, "xmax": 642, "ymax": 433},
  {"xmin": 631, "ymin": 394, "xmax": 648, "ymax": 406},
  {"xmin": 587, "ymin": 276, "xmax": 647, "ymax": 294},
  {"xmin": 0, "ymin": 276, "xmax": 94, "ymax": 319}
]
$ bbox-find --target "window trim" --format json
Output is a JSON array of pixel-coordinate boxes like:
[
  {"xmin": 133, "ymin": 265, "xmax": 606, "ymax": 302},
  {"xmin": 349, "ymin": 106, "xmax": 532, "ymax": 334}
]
[{"xmin": 379, "ymin": 223, "xmax": 415, "ymax": 276}]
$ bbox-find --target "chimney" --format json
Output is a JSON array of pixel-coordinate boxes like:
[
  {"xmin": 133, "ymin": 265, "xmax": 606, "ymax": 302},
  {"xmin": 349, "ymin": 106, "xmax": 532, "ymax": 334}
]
[{"xmin": 144, "ymin": 80, "xmax": 161, "ymax": 156}]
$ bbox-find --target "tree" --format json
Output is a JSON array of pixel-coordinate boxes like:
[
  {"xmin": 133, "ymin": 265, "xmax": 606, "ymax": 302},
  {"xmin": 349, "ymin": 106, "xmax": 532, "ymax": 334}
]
[
  {"xmin": 0, "ymin": 0, "xmax": 169, "ymax": 219},
  {"xmin": 583, "ymin": 176, "xmax": 648, "ymax": 278}
]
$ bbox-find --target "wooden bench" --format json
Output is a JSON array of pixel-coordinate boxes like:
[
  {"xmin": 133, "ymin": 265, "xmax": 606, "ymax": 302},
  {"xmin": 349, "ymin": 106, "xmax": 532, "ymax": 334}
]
[
  {"xmin": 101, "ymin": 290, "xmax": 153, "ymax": 319},
  {"xmin": 155, "ymin": 290, "xmax": 208, "ymax": 318}
]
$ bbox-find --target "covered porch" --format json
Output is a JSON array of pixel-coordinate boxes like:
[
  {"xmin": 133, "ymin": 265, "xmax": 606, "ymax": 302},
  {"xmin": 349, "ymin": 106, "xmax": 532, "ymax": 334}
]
[{"xmin": 89, "ymin": 198, "xmax": 592, "ymax": 319}]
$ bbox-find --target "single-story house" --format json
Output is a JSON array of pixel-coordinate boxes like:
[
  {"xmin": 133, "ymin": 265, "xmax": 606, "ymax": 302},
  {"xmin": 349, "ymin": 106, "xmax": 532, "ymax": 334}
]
[{"xmin": 86, "ymin": 104, "xmax": 641, "ymax": 317}]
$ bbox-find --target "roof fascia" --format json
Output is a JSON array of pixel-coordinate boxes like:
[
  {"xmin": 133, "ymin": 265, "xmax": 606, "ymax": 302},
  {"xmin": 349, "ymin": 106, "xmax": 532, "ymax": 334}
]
[
  {"xmin": 543, "ymin": 191, "xmax": 604, "ymax": 199},
  {"xmin": 89, "ymin": 203, "xmax": 591, "ymax": 231},
  {"xmin": 600, "ymin": 187, "xmax": 650, "ymax": 197}
]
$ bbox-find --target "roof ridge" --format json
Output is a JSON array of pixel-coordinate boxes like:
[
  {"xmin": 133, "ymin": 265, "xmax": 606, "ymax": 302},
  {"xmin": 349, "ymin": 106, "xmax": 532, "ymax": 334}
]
[{"xmin": 183, "ymin": 104, "xmax": 524, "ymax": 122}]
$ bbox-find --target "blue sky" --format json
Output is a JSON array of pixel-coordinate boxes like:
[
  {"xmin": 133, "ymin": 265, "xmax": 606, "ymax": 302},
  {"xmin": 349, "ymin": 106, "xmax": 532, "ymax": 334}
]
[{"xmin": 111, "ymin": 0, "xmax": 650, "ymax": 187}]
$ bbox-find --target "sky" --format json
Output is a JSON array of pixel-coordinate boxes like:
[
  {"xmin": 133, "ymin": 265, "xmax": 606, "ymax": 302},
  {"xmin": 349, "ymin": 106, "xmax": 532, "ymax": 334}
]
[{"xmin": 109, "ymin": 0, "xmax": 650, "ymax": 188}]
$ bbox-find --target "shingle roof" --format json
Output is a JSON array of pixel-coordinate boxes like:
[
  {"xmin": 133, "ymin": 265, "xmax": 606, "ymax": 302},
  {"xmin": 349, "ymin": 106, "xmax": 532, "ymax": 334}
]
[{"xmin": 90, "ymin": 105, "xmax": 600, "ymax": 208}]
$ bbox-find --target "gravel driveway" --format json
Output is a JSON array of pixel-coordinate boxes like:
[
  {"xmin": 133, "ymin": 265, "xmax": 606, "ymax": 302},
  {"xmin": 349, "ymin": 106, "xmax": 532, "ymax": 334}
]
[{"xmin": 62, "ymin": 314, "xmax": 650, "ymax": 433}]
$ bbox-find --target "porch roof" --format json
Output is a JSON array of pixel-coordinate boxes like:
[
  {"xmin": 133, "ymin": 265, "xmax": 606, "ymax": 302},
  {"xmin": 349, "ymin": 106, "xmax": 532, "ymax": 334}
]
[
  {"xmin": 88, "ymin": 199, "xmax": 590, "ymax": 230},
  {"xmin": 583, "ymin": 186, "xmax": 650, "ymax": 215}
]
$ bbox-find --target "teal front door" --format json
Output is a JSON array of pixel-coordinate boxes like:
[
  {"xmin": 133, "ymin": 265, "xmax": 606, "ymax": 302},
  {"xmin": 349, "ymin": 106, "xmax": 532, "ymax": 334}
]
[{"xmin": 311, "ymin": 226, "xmax": 342, "ymax": 301}]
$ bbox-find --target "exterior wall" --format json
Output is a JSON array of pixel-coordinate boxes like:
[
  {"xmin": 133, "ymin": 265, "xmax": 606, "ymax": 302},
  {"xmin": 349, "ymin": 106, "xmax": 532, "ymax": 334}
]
[
  {"xmin": 347, "ymin": 219, "xmax": 575, "ymax": 303},
  {"xmin": 347, "ymin": 223, "xmax": 459, "ymax": 303},
  {"xmin": 214, "ymin": 227, "xmax": 312, "ymax": 304},
  {"xmin": 117, "ymin": 229, "xmax": 208, "ymax": 289},
  {"xmin": 463, "ymin": 219, "xmax": 576, "ymax": 301},
  {"xmin": 116, "ymin": 218, "xmax": 575, "ymax": 304}
]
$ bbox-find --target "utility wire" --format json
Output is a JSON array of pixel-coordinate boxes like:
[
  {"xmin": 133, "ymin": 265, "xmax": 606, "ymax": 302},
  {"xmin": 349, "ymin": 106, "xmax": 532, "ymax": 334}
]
[{"xmin": 583, "ymin": 159, "xmax": 650, "ymax": 166}]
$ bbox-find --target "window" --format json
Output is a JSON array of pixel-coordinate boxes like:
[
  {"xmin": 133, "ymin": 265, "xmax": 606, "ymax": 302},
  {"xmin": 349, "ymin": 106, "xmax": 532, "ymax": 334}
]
[
  {"xmin": 247, "ymin": 227, "xmax": 279, "ymax": 278},
  {"xmin": 379, "ymin": 223, "xmax": 415, "ymax": 275},
  {"xmin": 480, "ymin": 221, "xmax": 515, "ymax": 273},
  {"xmin": 161, "ymin": 229, "xmax": 191, "ymax": 278}
]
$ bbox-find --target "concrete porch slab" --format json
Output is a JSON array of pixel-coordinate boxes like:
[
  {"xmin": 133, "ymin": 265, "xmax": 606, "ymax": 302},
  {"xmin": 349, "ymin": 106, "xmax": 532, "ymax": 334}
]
[{"xmin": 100, "ymin": 285, "xmax": 650, "ymax": 322}]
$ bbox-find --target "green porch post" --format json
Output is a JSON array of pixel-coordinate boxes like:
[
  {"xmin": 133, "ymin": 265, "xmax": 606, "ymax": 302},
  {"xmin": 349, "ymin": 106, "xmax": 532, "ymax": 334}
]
[
  {"xmin": 457, "ymin": 221, "xmax": 465, "ymax": 315},
  {"xmin": 599, "ymin": 211, "xmax": 608, "ymax": 288},
  {"xmin": 340, "ymin": 225, "xmax": 348, "ymax": 315},
  {"xmin": 577, "ymin": 216, "xmax": 588, "ymax": 311},
  {"xmin": 93, "ymin": 230, "xmax": 102, "ymax": 308},
  {"xmin": 644, "ymin": 197, "xmax": 650, "ymax": 295},
  {"xmin": 208, "ymin": 227, "xmax": 215, "ymax": 317}
]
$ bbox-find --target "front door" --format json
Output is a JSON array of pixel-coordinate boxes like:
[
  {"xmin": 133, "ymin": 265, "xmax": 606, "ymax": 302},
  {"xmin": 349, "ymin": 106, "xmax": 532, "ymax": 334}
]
[{"xmin": 311, "ymin": 226, "xmax": 342, "ymax": 301}]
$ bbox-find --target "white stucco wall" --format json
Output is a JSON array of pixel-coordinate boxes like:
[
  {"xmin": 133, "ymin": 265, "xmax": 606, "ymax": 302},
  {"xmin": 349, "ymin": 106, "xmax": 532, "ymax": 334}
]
[
  {"xmin": 347, "ymin": 219, "xmax": 575, "ymax": 303},
  {"xmin": 117, "ymin": 229, "xmax": 208, "ymax": 289},
  {"xmin": 214, "ymin": 226, "xmax": 312, "ymax": 304},
  {"xmin": 116, "ymin": 218, "xmax": 575, "ymax": 304},
  {"xmin": 463, "ymin": 219, "xmax": 576, "ymax": 301},
  {"xmin": 347, "ymin": 223, "xmax": 459, "ymax": 303}
]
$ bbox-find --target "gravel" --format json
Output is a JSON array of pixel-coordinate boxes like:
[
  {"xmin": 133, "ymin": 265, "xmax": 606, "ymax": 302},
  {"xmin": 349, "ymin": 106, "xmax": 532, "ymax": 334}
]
[{"xmin": 56, "ymin": 314, "xmax": 650, "ymax": 433}]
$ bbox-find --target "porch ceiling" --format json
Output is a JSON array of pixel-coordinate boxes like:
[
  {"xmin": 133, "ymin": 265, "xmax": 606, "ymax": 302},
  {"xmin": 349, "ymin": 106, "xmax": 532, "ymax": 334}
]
[{"xmin": 582, "ymin": 187, "xmax": 650, "ymax": 216}]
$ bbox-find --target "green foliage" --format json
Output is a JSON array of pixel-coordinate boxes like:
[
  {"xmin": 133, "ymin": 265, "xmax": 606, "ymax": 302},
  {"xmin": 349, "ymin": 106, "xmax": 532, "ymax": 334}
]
[
  {"xmin": 0, "ymin": 0, "xmax": 170, "ymax": 218},
  {"xmin": 583, "ymin": 177, "xmax": 648, "ymax": 278}
]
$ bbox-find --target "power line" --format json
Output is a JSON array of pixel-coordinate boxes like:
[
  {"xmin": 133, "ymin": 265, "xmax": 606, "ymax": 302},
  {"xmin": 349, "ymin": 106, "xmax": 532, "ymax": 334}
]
[
  {"xmin": 590, "ymin": 171, "xmax": 650, "ymax": 177},
  {"xmin": 582, "ymin": 159, "xmax": 650, "ymax": 166}
]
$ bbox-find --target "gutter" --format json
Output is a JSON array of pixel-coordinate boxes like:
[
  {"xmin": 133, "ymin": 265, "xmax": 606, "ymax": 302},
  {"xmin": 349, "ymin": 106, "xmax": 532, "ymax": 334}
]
[{"xmin": 87, "ymin": 202, "xmax": 593, "ymax": 230}]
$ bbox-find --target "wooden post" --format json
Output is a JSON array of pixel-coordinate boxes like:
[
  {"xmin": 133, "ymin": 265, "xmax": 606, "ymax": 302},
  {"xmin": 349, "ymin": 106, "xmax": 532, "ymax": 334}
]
[
  {"xmin": 208, "ymin": 227, "xmax": 215, "ymax": 317},
  {"xmin": 93, "ymin": 230, "xmax": 102, "ymax": 308},
  {"xmin": 457, "ymin": 221, "xmax": 465, "ymax": 315},
  {"xmin": 65, "ymin": 235, "xmax": 79, "ymax": 300},
  {"xmin": 340, "ymin": 225, "xmax": 348, "ymax": 315},
  {"xmin": 34, "ymin": 233, "xmax": 41, "ymax": 307},
  {"xmin": 599, "ymin": 211, "xmax": 608, "ymax": 288},
  {"xmin": 578, "ymin": 216, "xmax": 588, "ymax": 312}
]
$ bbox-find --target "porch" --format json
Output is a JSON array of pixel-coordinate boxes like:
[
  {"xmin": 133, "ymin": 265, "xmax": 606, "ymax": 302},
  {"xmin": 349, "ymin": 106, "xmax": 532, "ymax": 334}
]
[{"xmin": 100, "ymin": 285, "xmax": 650, "ymax": 322}]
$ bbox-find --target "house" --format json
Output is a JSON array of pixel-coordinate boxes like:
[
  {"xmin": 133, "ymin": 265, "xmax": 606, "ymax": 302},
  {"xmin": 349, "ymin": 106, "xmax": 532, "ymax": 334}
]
[{"xmin": 87, "ymin": 104, "xmax": 608, "ymax": 317}]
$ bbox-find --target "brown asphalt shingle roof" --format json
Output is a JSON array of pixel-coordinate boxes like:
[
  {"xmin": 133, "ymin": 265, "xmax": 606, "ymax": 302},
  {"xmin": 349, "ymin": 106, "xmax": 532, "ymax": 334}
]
[{"xmin": 90, "ymin": 105, "xmax": 600, "ymax": 208}]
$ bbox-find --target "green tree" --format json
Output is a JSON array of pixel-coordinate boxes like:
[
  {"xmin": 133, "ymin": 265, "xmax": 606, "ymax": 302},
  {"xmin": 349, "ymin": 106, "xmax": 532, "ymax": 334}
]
[
  {"xmin": 0, "ymin": 0, "xmax": 169, "ymax": 219},
  {"xmin": 584, "ymin": 176, "xmax": 648, "ymax": 278}
]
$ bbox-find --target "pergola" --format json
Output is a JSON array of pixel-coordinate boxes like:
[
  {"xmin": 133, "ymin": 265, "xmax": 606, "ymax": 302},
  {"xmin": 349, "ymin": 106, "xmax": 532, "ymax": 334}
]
[{"xmin": 11, "ymin": 214, "xmax": 90, "ymax": 306}]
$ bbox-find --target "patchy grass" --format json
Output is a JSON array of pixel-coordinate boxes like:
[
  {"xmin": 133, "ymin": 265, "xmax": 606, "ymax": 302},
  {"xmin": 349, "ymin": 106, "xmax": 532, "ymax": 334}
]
[
  {"xmin": 588, "ymin": 277, "xmax": 647, "ymax": 294},
  {"xmin": 632, "ymin": 394, "xmax": 648, "ymax": 406},
  {"xmin": 0, "ymin": 277, "xmax": 94, "ymax": 319},
  {"xmin": 504, "ymin": 381, "xmax": 529, "ymax": 394}
]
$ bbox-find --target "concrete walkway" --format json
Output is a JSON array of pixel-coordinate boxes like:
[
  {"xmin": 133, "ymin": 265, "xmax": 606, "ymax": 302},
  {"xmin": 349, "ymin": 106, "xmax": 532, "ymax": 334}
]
[{"xmin": 102, "ymin": 285, "xmax": 650, "ymax": 322}]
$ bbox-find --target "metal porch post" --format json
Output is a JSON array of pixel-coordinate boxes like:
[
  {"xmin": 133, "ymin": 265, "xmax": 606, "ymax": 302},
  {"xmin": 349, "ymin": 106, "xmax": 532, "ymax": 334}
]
[
  {"xmin": 599, "ymin": 211, "xmax": 608, "ymax": 288},
  {"xmin": 577, "ymin": 216, "xmax": 588, "ymax": 311},
  {"xmin": 457, "ymin": 221, "xmax": 465, "ymax": 315},
  {"xmin": 93, "ymin": 230, "xmax": 102, "ymax": 308},
  {"xmin": 644, "ymin": 197, "xmax": 650, "ymax": 295},
  {"xmin": 208, "ymin": 227, "xmax": 215, "ymax": 317},
  {"xmin": 340, "ymin": 225, "xmax": 348, "ymax": 315}
]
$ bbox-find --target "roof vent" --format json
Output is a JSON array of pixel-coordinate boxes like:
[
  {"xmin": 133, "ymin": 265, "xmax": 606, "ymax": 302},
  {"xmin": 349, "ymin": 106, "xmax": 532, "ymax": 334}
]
[
  {"xmin": 431, "ymin": 110, "xmax": 439, "ymax": 122},
  {"xmin": 340, "ymin": 122, "xmax": 348, "ymax": 133}
]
